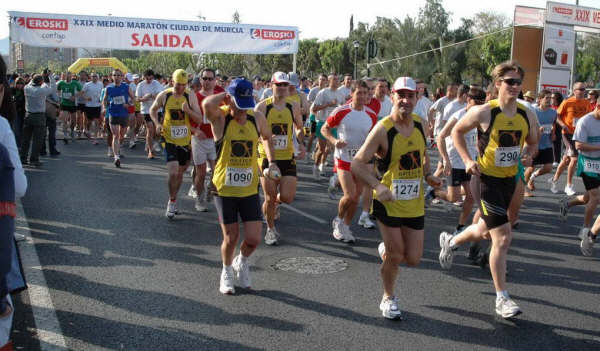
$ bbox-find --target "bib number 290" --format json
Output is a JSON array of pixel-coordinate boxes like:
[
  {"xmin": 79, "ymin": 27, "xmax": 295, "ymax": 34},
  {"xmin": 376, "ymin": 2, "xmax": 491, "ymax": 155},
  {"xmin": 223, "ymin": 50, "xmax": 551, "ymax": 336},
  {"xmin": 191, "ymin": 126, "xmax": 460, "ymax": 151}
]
[{"xmin": 495, "ymin": 147, "xmax": 520, "ymax": 167}]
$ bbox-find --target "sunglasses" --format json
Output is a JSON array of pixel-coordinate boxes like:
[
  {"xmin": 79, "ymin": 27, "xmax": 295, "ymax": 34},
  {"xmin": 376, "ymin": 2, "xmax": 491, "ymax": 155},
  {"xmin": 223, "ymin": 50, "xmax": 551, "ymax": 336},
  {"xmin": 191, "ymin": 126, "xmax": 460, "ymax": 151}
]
[
  {"xmin": 500, "ymin": 78, "xmax": 522, "ymax": 86},
  {"xmin": 575, "ymin": 88, "xmax": 586, "ymax": 91},
  {"xmin": 274, "ymin": 82, "xmax": 289, "ymax": 87},
  {"xmin": 202, "ymin": 77, "xmax": 215, "ymax": 81},
  {"xmin": 113, "ymin": 74, "xmax": 122, "ymax": 77}
]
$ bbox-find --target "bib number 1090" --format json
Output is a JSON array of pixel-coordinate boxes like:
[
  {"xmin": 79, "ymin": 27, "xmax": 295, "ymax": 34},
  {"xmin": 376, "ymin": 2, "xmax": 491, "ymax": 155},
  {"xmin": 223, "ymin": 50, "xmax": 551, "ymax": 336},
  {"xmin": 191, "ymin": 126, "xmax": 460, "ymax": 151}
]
[
  {"xmin": 225, "ymin": 167, "xmax": 253, "ymax": 186},
  {"xmin": 391, "ymin": 179, "xmax": 420, "ymax": 200},
  {"xmin": 495, "ymin": 147, "xmax": 520, "ymax": 167}
]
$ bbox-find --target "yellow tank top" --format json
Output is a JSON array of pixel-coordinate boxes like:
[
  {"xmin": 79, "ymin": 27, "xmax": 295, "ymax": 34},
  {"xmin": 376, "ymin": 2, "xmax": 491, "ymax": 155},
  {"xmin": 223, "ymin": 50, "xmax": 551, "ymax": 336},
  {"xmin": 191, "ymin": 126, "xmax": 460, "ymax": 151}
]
[
  {"xmin": 258, "ymin": 97, "xmax": 295, "ymax": 160},
  {"xmin": 477, "ymin": 99, "xmax": 530, "ymax": 178},
  {"xmin": 374, "ymin": 115, "xmax": 427, "ymax": 218},
  {"xmin": 213, "ymin": 106, "xmax": 260, "ymax": 197},
  {"xmin": 162, "ymin": 88, "xmax": 192, "ymax": 146}
]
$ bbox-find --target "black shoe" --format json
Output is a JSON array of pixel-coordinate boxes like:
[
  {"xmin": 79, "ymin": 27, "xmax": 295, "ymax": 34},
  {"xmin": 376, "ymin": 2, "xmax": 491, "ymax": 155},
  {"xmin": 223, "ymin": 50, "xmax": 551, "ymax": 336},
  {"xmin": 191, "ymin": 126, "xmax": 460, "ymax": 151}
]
[
  {"xmin": 114, "ymin": 158, "xmax": 121, "ymax": 168},
  {"xmin": 50, "ymin": 151, "xmax": 61, "ymax": 156},
  {"xmin": 467, "ymin": 243, "xmax": 481, "ymax": 261},
  {"xmin": 477, "ymin": 252, "xmax": 489, "ymax": 270}
]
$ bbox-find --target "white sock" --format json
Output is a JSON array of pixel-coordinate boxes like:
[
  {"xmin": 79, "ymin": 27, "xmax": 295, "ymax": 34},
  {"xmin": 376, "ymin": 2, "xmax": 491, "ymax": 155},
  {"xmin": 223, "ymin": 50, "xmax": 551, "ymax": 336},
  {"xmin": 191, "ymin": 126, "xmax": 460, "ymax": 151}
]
[
  {"xmin": 496, "ymin": 290, "xmax": 509, "ymax": 299},
  {"xmin": 449, "ymin": 237, "xmax": 458, "ymax": 249},
  {"xmin": 223, "ymin": 264, "xmax": 232, "ymax": 270},
  {"xmin": 361, "ymin": 211, "xmax": 369, "ymax": 218}
]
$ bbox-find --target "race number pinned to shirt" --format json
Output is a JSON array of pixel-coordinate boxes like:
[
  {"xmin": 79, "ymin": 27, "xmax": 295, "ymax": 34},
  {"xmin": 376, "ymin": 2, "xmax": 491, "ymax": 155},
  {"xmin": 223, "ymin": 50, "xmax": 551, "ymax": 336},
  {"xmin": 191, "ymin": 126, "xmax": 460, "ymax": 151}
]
[
  {"xmin": 273, "ymin": 135, "xmax": 288, "ymax": 150},
  {"xmin": 62, "ymin": 92, "xmax": 72, "ymax": 99},
  {"xmin": 541, "ymin": 124, "xmax": 552, "ymax": 134},
  {"xmin": 171, "ymin": 125, "xmax": 189, "ymax": 139},
  {"xmin": 225, "ymin": 167, "xmax": 253, "ymax": 187},
  {"xmin": 112, "ymin": 95, "xmax": 126, "ymax": 105},
  {"xmin": 583, "ymin": 158, "xmax": 600, "ymax": 175},
  {"xmin": 346, "ymin": 148, "xmax": 359, "ymax": 160},
  {"xmin": 495, "ymin": 146, "xmax": 520, "ymax": 167},
  {"xmin": 391, "ymin": 179, "xmax": 420, "ymax": 201}
]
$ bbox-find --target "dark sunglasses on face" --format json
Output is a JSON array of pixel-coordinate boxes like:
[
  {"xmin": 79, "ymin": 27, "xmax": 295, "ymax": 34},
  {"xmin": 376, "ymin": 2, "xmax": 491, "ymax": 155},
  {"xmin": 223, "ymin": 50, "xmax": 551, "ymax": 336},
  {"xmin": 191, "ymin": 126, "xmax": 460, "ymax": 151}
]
[
  {"xmin": 500, "ymin": 78, "xmax": 522, "ymax": 86},
  {"xmin": 575, "ymin": 88, "xmax": 586, "ymax": 91},
  {"xmin": 275, "ymin": 82, "xmax": 289, "ymax": 87},
  {"xmin": 202, "ymin": 77, "xmax": 214, "ymax": 81}
]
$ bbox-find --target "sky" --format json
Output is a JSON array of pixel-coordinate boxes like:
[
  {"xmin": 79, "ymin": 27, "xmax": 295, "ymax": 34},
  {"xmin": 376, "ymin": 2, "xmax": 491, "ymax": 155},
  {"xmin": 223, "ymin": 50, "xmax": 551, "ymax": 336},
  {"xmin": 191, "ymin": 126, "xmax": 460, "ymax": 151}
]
[{"xmin": 2, "ymin": 0, "xmax": 598, "ymax": 42}]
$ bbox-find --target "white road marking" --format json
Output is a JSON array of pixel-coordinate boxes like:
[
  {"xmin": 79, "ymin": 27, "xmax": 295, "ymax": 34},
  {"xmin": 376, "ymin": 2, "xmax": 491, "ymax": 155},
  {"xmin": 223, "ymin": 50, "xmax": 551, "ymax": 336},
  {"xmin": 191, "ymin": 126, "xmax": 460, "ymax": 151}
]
[
  {"xmin": 280, "ymin": 203, "xmax": 327, "ymax": 224},
  {"xmin": 15, "ymin": 200, "xmax": 69, "ymax": 351}
]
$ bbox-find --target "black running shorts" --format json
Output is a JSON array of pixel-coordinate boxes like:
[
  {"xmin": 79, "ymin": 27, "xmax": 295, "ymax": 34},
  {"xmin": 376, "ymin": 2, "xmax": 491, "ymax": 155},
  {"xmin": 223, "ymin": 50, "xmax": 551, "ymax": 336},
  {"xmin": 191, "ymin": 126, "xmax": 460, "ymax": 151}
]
[
  {"xmin": 479, "ymin": 174, "xmax": 516, "ymax": 229},
  {"xmin": 371, "ymin": 200, "xmax": 424, "ymax": 230},
  {"xmin": 214, "ymin": 194, "xmax": 262, "ymax": 224}
]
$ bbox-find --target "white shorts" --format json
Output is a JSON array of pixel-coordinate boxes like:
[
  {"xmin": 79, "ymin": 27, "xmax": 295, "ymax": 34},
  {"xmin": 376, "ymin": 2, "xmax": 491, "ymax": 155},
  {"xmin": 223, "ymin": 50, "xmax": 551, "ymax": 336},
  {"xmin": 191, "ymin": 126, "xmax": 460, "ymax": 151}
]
[{"xmin": 191, "ymin": 136, "xmax": 216, "ymax": 165}]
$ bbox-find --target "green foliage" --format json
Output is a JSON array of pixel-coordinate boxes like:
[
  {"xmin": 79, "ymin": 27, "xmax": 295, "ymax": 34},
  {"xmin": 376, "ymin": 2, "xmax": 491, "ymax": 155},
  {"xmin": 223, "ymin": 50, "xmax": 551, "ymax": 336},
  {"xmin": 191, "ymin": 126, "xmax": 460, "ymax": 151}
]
[{"xmin": 576, "ymin": 35, "xmax": 600, "ymax": 83}]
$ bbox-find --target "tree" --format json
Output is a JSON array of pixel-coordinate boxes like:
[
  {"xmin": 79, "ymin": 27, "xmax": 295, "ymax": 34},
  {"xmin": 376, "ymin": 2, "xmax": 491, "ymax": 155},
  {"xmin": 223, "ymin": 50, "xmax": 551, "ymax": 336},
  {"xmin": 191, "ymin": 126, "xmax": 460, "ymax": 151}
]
[{"xmin": 576, "ymin": 34, "xmax": 600, "ymax": 83}]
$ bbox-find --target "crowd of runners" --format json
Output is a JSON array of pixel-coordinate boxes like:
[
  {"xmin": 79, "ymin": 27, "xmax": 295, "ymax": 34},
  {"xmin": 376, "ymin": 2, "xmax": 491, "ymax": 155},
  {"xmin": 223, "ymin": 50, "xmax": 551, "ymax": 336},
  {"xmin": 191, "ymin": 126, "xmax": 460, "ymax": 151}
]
[{"xmin": 4, "ymin": 59, "xmax": 600, "ymax": 321}]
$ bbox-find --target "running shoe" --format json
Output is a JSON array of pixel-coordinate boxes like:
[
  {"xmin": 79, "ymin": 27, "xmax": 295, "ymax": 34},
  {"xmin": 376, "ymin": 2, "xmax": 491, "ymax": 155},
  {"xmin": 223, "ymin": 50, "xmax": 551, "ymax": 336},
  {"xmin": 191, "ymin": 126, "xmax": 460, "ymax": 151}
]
[
  {"xmin": 580, "ymin": 233, "xmax": 594, "ymax": 257},
  {"xmin": 195, "ymin": 197, "xmax": 208, "ymax": 212},
  {"xmin": 495, "ymin": 296, "xmax": 522, "ymax": 318},
  {"xmin": 232, "ymin": 254, "xmax": 251, "ymax": 288},
  {"xmin": 219, "ymin": 266, "xmax": 235, "ymax": 295},
  {"xmin": 332, "ymin": 219, "xmax": 346, "ymax": 242},
  {"xmin": 548, "ymin": 178, "xmax": 558, "ymax": 194},
  {"xmin": 264, "ymin": 227, "xmax": 280, "ymax": 246},
  {"xmin": 327, "ymin": 175, "xmax": 338, "ymax": 200},
  {"xmin": 107, "ymin": 147, "xmax": 113, "ymax": 157},
  {"xmin": 129, "ymin": 140, "xmax": 136, "ymax": 149},
  {"xmin": 438, "ymin": 231, "xmax": 455, "ymax": 269},
  {"xmin": 358, "ymin": 212, "xmax": 376, "ymax": 229},
  {"xmin": 114, "ymin": 158, "xmax": 121, "ymax": 168},
  {"xmin": 564, "ymin": 183, "xmax": 576, "ymax": 196},
  {"xmin": 153, "ymin": 141, "xmax": 162, "ymax": 153},
  {"xmin": 578, "ymin": 227, "xmax": 590, "ymax": 241},
  {"xmin": 165, "ymin": 200, "xmax": 177, "ymax": 220},
  {"xmin": 341, "ymin": 223, "xmax": 356, "ymax": 243},
  {"xmin": 312, "ymin": 165, "xmax": 319, "ymax": 179},
  {"xmin": 379, "ymin": 296, "xmax": 402, "ymax": 320},
  {"xmin": 188, "ymin": 185, "xmax": 198, "ymax": 199},
  {"xmin": 377, "ymin": 242, "xmax": 386, "ymax": 261},
  {"xmin": 559, "ymin": 197, "xmax": 570, "ymax": 222}
]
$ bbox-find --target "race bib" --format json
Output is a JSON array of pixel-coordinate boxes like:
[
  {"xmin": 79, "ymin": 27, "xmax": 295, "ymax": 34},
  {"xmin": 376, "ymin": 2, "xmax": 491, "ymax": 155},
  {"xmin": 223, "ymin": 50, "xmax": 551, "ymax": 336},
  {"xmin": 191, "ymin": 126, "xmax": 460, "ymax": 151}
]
[
  {"xmin": 62, "ymin": 92, "xmax": 72, "ymax": 99},
  {"xmin": 112, "ymin": 95, "xmax": 126, "ymax": 105},
  {"xmin": 346, "ymin": 148, "xmax": 359, "ymax": 160},
  {"xmin": 495, "ymin": 146, "xmax": 520, "ymax": 167},
  {"xmin": 273, "ymin": 135, "xmax": 288, "ymax": 150},
  {"xmin": 541, "ymin": 124, "xmax": 552, "ymax": 134},
  {"xmin": 583, "ymin": 158, "xmax": 600, "ymax": 175},
  {"xmin": 170, "ymin": 125, "xmax": 189, "ymax": 139},
  {"xmin": 225, "ymin": 167, "xmax": 253, "ymax": 187},
  {"xmin": 391, "ymin": 179, "xmax": 420, "ymax": 201}
]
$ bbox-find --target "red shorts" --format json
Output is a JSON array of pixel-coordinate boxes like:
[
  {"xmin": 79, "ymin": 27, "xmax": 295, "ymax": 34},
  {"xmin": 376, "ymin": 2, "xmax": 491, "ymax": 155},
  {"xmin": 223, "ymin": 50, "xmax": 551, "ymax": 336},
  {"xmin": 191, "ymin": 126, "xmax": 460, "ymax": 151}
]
[
  {"xmin": 127, "ymin": 105, "xmax": 135, "ymax": 114},
  {"xmin": 335, "ymin": 158, "xmax": 351, "ymax": 172}
]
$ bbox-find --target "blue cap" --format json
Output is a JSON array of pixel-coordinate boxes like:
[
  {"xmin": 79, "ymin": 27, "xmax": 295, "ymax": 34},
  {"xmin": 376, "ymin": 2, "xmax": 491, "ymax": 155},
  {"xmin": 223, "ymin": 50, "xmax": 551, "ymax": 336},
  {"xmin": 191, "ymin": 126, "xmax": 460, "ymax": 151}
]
[{"xmin": 227, "ymin": 78, "xmax": 255, "ymax": 110}]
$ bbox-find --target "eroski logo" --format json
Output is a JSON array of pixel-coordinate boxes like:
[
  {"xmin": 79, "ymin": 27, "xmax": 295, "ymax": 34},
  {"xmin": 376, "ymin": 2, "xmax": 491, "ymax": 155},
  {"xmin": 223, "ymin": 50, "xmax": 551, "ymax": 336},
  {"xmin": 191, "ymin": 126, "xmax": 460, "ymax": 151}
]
[
  {"xmin": 250, "ymin": 28, "xmax": 295, "ymax": 40},
  {"xmin": 250, "ymin": 28, "xmax": 261, "ymax": 39}
]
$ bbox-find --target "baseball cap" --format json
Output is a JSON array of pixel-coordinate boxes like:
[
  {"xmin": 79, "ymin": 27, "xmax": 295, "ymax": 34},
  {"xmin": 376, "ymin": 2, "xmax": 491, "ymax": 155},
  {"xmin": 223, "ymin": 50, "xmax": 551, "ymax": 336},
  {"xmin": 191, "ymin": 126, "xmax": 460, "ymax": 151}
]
[
  {"xmin": 288, "ymin": 72, "xmax": 300, "ymax": 86},
  {"xmin": 132, "ymin": 74, "xmax": 139, "ymax": 80},
  {"xmin": 172, "ymin": 69, "xmax": 188, "ymax": 85},
  {"xmin": 271, "ymin": 72, "xmax": 290, "ymax": 84},
  {"xmin": 392, "ymin": 77, "xmax": 417, "ymax": 92},
  {"xmin": 523, "ymin": 90, "xmax": 535, "ymax": 99},
  {"xmin": 227, "ymin": 78, "xmax": 255, "ymax": 110},
  {"xmin": 125, "ymin": 72, "xmax": 133, "ymax": 81}
]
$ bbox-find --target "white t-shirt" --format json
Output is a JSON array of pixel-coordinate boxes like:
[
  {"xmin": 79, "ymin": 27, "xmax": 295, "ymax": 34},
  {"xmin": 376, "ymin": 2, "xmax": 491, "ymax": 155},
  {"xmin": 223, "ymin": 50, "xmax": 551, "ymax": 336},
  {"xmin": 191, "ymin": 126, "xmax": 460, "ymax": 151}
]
[
  {"xmin": 431, "ymin": 96, "xmax": 452, "ymax": 136},
  {"xmin": 443, "ymin": 99, "xmax": 467, "ymax": 122},
  {"xmin": 378, "ymin": 96, "xmax": 393, "ymax": 119},
  {"xmin": 82, "ymin": 81, "xmax": 104, "ymax": 107},
  {"xmin": 136, "ymin": 80, "xmax": 164, "ymax": 114},
  {"xmin": 337, "ymin": 86, "xmax": 352, "ymax": 101},
  {"xmin": 307, "ymin": 87, "xmax": 321, "ymax": 103},
  {"xmin": 326, "ymin": 104, "xmax": 377, "ymax": 163},
  {"xmin": 312, "ymin": 88, "xmax": 346, "ymax": 122},
  {"xmin": 260, "ymin": 88, "xmax": 273, "ymax": 101},
  {"xmin": 414, "ymin": 96, "xmax": 432, "ymax": 122},
  {"xmin": 574, "ymin": 112, "xmax": 600, "ymax": 159},
  {"xmin": 445, "ymin": 108, "xmax": 477, "ymax": 169}
]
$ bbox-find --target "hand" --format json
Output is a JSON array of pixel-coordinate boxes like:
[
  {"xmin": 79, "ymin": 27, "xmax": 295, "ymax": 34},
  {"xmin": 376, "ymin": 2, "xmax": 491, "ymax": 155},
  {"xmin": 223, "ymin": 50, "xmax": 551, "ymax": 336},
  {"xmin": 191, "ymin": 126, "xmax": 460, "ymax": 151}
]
[
  {"xmin": 375, "ymin": 183, "xmax": 394, "ymax": 202},
  {"xmin": 426, "ymin": 174, "xmax": 443, "ymax": 187},
  {"xmin": 521, "ymin": 153, "xmax": 533, "ymax": 167},
  {"xmin": 143, "ymin": 93, "xmax": 152, "ymax": 101},
  {"xmin": 335, "ymin": 139, "xmax": 347, "ymax": 148},
  {"xmin": 267, "ymin": 163, "xmax": 282, "ymax": 180},
  {"xmin": 465, "ymin": 159, "xmax": 481, "ymax": 176},
  {"xmin": 182, "ymin": 101, "xmax": 191, "ymax": 114},
  {"xmin": 442, "ymin": 159, "xmax": 451, "ymax": 176}
]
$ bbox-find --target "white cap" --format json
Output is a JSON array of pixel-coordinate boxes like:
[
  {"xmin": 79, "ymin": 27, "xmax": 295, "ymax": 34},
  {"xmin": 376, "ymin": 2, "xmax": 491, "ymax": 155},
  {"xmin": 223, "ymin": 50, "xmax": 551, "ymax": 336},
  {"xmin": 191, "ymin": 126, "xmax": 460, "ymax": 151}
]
[
  {"xmin": 392, "ymin": 77, "xmax": 417, "ymax": 92},
  {"xmin": 132, "ymin": 74, "xmax": 140, "ymax": 80},
  {"xmin": 271, "ymin": 71, "xmax": 290, "ymax": 84},
  {"xmin": 288, "ymin": 72, "xmax": 300, "ymax": 86},
  {"xmin": 125, "ymin": 72, "xmax": 133, "ymax": 81}
]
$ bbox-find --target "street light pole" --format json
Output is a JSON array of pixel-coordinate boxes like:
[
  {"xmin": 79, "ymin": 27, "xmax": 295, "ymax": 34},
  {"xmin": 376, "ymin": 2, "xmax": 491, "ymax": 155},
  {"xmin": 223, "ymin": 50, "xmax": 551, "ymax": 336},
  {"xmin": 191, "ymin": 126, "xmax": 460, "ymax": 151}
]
[{"xmin": 353, "ymin": 40, "xmax": 359, "ymax": 79}]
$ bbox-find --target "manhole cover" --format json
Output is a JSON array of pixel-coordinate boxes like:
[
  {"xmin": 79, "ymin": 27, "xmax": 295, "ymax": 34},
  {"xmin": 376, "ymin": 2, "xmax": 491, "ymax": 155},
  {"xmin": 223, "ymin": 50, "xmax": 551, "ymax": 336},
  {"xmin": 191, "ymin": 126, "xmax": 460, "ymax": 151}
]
[{"xmin": 273, "ymin": 257, "xmax": 348, "ymax": 274}]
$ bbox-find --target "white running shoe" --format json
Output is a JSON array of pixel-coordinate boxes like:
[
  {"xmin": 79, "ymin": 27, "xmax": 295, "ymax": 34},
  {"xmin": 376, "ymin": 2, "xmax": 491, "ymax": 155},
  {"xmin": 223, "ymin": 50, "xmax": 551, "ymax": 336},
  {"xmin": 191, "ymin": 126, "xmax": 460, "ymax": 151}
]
[
  {"xmin": 578, "ymin": 227, "xmax": 590, "ymax": 241},
  {"xmin": 165, "ymin": 200, "xmax": 177, "ymax": 220},
  {"xmin": 153, "ymin": 141, "xmax": 162, "ymax": 153},
  {"xmin": 327, "ymin": 175, "xmax": 338, "ymax": 200},
  {"xmin": 358, "ymin": 212, "xmax": 376, "ymax": 229},
  {"xmin": 580, "ymin": 233, "xmax": 594, "ymax": 257},
  {"xmin": 129, "ymin": 140, "xmax": 136, "ymax": 149},
  {"xmin": 219, "ymin": 266, "xmax": 235, "ymax": 295},
  {"xmin": 495, "ymin": 296, "xmax": 522, "ymax": 318},
  {"xmin": 195, "ymin": 197, "xmax": 208, "ymax": 212},
  {"xmin": 332, "ymin": 219, "xmax": 346, "ymax": 242},
  {"xmin": 264, "ymin": 227, "xmax": 280, "ymax": 246},
  {"xmin": 380, "ymin": 296, "xmax": 402, "ymax": 320},
  {"xmin": 548, "ymin": 178, "xmax": 558, "ymax": 194},
  {"xmin": 564, "ymin": 183, "xmax": 576, "ymax": 196},
  {"xmin": 341, "ymin": 223, "xmax": 356, "ymax": 243},
  {"xmin": 438, "ymin": 231, "xmax": 455, "ymax": 269},
  {"xmin": 232, "ymin": 254, "xmax": 251, "ymax": 288},
  {"xmin": 559, "ymin": 197, "xmax": 569, "ymax": 222},
  {"xmin": 188, "ymin": 185, "xmax": 198, "ymax": 198},
  {"xmin": 378, "ymin": 242, "xmax": 386, "ymax": 261},
  {"xmin": 318, "ymin": 163, "xmax": 326, "ymax": 176}
]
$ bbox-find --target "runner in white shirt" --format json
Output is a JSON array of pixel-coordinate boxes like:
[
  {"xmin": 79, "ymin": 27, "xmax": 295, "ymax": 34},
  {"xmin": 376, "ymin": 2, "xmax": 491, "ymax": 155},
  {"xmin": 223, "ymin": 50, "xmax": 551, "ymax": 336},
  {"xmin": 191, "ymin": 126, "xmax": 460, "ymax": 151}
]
[
  {"xmin": 428, "ymin": 84, "xmax": 457, "ymax": 138},
  {"xmin": 306, "ymin": 74, "xmax": 328, "ymax": 157},
  {"xmin": 431, "ymin": 86, "xmax": 485, "ymax": 234},
  {"xmin": 337, "ymin": 74, "xmax": 353, "ymax": 101},
  {"xmin": 414, "ymin": 79, "xmax": 432, "ymax": 125},
  {"xmin": 322, "ymin": 80, "xmax": 377, "ymax": 243},
  {"xmin": 81, "ymin": 73, "xmax": 104, "ymax": 145},
  {"xmin": 311, "ymin": 74, "xmax": 346, "ymax": 178},
  {"xmin": 136, "ymin": 69, "xmax": 164, "ymax": 158},
  {"xmin": 375, "ymin": 79, "xmax": 393, "ymax": 119}
]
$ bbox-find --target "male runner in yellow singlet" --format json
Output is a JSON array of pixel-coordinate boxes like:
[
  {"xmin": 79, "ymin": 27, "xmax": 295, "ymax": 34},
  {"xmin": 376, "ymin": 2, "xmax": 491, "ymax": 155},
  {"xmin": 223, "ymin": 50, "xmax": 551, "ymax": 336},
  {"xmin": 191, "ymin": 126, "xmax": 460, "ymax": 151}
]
[
  {"xmin": 352, "ymin": 77, "xmax": 441, "ymax": 319},
  {"xmin": 203, "ymin": 78, "xmax": 279, "ymax": 295},
  {"xmin": 438, "ymin": 61, "xmax": 538, "ymax": 318}
]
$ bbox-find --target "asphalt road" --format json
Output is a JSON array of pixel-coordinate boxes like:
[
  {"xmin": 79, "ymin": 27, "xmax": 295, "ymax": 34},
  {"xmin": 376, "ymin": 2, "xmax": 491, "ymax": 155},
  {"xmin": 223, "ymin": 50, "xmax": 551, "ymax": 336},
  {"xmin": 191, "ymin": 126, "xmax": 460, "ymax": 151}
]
[{"xmin": 9, "ymin": 138, "xmax": 600, "ymax": 351}]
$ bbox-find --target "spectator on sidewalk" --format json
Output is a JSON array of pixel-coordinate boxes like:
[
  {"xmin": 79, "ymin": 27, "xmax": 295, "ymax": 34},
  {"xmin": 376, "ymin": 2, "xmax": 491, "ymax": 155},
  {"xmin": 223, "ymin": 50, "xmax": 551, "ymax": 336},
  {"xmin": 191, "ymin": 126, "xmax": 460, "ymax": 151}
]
[{"xmin": 22, "ymin": 73, "xmax": 57, "ymax": 167}]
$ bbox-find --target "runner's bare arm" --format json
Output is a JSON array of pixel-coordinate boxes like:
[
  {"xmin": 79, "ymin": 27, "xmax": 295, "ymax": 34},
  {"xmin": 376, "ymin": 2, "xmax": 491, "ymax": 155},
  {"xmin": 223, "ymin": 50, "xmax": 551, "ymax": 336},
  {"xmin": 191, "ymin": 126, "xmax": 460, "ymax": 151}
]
[
  {"xmin": 255, "ymin": 109, "xmax": 276, "ymax": 164},
  {"xmin": 149, "ymin": 91, "xmax": 166, "ymax": 129},
  {"xmin": 299, "ymin": 92, "xmax": 310, "ymax": 116},
  {"xmin": 322, "ymin": 121, "xmax": 345, "ymax": 149},
  {"xmin": 182, "ymin": 93, "xmax": 203, "ymax": 125},
  {"xmin": 292, "ymin": 101, "xmax": 305, "ymax": 145},
  {"xmin": 202, "ymin": 92, "xmax": 227, "ymax": 139},
  {"xmin": 353, "ymin": 125, "xmax": 394, "ymax": 201}
]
